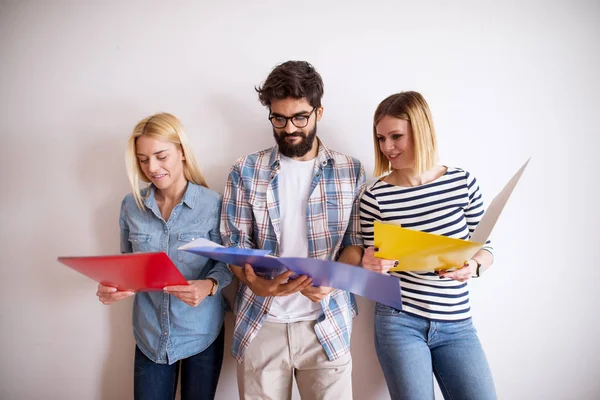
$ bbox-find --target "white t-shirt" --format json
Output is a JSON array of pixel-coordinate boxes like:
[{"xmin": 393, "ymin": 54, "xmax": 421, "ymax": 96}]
[{"xmin": 266, "ymin": 155, "xmax": 323, "ymax": 323}]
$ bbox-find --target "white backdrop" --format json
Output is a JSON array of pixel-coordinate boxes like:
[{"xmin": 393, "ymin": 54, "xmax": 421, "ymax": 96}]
[{"xmin": 1, "ymin": 1, "xmax": 599, "ymax": 399}]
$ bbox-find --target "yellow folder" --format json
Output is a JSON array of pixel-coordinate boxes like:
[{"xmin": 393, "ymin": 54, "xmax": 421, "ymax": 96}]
[
  {"xmin": 373, "ymin": 159, "xmax": 530, "ymax": 272},
  {"xmin": 373, "ymin": 221, "xmax": 483, "ymax": 272}
]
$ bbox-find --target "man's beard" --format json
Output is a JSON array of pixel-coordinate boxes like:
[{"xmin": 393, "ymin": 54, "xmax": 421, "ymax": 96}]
[{"xmin": 273, "ymin": 124, "xmax": 318, "ymax": 158}]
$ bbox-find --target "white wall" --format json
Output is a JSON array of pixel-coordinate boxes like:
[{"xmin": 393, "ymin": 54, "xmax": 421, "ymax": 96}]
[{"xmin": 1, "ymin": 1, "xmax": 599, "ymax": 399}]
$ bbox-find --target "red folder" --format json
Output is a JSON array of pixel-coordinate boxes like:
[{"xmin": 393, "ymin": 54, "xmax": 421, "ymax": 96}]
[{"xmin": 57, "ymin": 252, "xmax": 189, "ymax": 291}]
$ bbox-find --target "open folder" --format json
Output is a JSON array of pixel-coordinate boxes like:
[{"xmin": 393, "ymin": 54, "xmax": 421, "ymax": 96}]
[
  {"xmin": 57, "ymin": 252, "xmax": 189, "ymax": 291},
  {"xmin": 179, "ymin": 240, "xmax": 403, "ymax": 309},
  {"xmin": 374, "ymin": 159, "xmax": 530, "ymax": 272}
]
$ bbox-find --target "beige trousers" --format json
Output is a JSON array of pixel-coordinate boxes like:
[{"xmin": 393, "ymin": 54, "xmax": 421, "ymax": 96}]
[{"xmin": 237, "ymin": 320, "xmax": 353, "ymax": 400}]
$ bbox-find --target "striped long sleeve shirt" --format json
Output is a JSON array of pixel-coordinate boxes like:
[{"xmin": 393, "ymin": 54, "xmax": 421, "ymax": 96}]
[{"xmin": 359, "ymin": 167, "xmax": 492, "ymax": 321}]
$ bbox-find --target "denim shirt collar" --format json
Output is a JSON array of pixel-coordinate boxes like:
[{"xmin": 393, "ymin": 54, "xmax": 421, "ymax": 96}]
[{"xmin": 143, "ymin": 182, "xmax": 200, "ymax": 212}]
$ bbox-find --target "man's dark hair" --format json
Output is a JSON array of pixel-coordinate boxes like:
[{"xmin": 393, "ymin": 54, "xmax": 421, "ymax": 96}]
[{"xmin": 256, "ymin": 61, "xmax": 324, "ymax": 108}]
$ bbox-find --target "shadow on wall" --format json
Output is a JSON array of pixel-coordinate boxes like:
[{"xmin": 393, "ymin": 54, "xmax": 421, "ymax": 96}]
[
  {"xmin": 214, "ymin": 283, "xmax": 240, "ymax": 399},
  {"xmin": 198, "ymin": 93, "xmax": 274, "ymax": 191},
  {"xmin": 75, "ymin": 116, "xmax": 136, "ymax": 399},
  {"xmin": 351, "ymin": 297, "xmax": 389, "ymax": 400}
]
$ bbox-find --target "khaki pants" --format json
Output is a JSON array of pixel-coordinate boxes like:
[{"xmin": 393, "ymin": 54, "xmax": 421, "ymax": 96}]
[{"xmin": 237, "ymin": 320, "xmax": 353, "ymax": 400}]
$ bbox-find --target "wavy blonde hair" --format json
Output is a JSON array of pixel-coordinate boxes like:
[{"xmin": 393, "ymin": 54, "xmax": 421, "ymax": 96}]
[
  {"xmin": 126, "ymin": 112, "xmax": 208, "ymax": 210},
  {"xmin": 373, "ymin": 91, "xmax": 438, "ymax": 177}
]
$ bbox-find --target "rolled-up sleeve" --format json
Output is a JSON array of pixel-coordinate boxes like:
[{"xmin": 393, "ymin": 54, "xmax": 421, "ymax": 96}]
[
  {"xmin": 119, "ymin": 197, "xmax": 132, "ymax": 254},
  {"xmin": 220, "ymin": 161, "xmax": 256, "ymax": 250},
  {"xmin": 341, "ymin": 163, "xmax": 367, "ymax": 248}
]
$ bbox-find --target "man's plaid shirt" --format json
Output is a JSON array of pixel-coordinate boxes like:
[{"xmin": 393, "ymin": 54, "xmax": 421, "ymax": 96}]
[{"xmin": 220, "ymin": 140, "xmax": 366, "ymax": 362}]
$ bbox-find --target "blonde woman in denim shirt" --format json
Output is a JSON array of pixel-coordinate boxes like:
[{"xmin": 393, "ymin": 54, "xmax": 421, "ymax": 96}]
[{"xmin": 96, "ymin": 113, "xmax": 232, "ymax": 400}]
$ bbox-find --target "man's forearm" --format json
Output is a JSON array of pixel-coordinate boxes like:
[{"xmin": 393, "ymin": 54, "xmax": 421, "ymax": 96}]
[
  {"xmin": 229, "ymin": 264, "xmax": 249, "ymax": 285},
  {"xmin": 337, "ymin": 245, "xmax": 364, "ymax": 266}
]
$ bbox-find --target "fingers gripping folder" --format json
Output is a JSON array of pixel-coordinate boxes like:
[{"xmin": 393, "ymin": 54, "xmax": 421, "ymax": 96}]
[
  {"xmin": 178, "ymin": 239, "xmax": 404, "ymax": 310},
  {"xmin": 375, "ymin": 159, "xmax": 530, "ymax": 272},
  {"xmin": 57, "ymin": 160, "xmax": 528, "ymax": 310}
]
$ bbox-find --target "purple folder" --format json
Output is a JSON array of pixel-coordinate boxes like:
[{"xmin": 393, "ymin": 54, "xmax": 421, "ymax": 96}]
[{"xmin": 183, "ymin": 246, "xmax": 403, "ymax": 310}]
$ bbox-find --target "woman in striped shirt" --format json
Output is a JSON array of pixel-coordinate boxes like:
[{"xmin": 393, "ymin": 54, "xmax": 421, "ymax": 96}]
[{"xmin": 360, "ymin": 91, "xmax": 497, "ymax": 400}]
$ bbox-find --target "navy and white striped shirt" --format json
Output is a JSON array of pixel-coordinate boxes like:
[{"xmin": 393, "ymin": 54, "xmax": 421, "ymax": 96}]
[{"xmin": 359, "ymin": 167, "xmax": 493, "ymax": 321}]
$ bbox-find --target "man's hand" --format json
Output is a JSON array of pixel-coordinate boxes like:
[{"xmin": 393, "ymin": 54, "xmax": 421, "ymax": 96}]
[
  {"xmin": 244, "ymin": 264, "xmax": 313, "ymax": 297},
  {"xmin": 301, "ymin": 286, "xmax": 334, "ymax": 302}
]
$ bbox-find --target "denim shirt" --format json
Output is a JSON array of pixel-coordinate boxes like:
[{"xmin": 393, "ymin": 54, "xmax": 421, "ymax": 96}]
[{"xmin": 119, "ymin": 182, "xmax": 232, "ymax": 365}]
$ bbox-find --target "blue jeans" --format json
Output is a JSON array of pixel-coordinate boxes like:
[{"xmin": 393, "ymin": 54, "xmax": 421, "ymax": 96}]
[
  {"xmin": 374, "ymin": 303, "xmax": 497, "ymax": 400},
  {"xmin": 134, "ymin": 327, "xmax": 224, "ymax": 400}
]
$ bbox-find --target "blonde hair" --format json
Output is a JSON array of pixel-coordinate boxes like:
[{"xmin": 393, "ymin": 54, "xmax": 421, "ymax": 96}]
[
  {"xmin": 126, "ymin": 112, "xmax": 208, "ymax": 210},
  {"xmin": 372, "ymin": 91, "xmax": 438, "ymax": 177}
]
